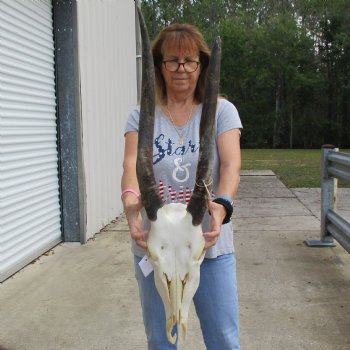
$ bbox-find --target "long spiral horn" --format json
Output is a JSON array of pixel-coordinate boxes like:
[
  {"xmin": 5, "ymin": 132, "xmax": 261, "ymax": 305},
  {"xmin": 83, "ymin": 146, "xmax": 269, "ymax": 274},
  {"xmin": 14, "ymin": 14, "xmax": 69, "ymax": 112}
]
[
  {"xmin": 136, "ymin": 6, "xmax": 163, "ymax": 221},
  {"xmin": 187, "ymin": 37, "xmax": 222, "ymax": 226}
]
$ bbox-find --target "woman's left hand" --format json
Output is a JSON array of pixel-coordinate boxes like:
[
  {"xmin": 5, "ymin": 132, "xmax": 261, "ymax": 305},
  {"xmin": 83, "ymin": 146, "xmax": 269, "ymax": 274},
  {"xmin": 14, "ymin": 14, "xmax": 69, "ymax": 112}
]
[{"xmin": 203, "ymin": 201, "xmax": 226, "ymax": 249}]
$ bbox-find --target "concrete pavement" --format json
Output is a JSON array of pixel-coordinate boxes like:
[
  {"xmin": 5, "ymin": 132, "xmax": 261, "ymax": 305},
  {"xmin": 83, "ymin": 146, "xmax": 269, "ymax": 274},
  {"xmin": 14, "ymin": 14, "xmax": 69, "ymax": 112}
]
[
  {"xmin": 236, "ymin": 171, "xmax": 350, "ymax": 350},
  {"xmin": 0, "ymin": 171, "xmax": 350, "ymax": 350}
]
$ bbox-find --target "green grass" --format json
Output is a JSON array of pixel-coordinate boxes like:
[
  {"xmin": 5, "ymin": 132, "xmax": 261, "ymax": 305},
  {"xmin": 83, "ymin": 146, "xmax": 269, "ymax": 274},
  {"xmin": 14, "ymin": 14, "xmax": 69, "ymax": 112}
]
[{"xmin": 241, "ymin": 149, "xmax": 350, "ymax": 188}]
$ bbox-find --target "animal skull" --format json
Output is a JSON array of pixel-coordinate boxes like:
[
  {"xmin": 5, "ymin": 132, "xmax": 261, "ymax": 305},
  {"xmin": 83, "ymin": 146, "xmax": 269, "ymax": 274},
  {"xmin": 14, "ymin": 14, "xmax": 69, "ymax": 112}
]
[
  {"xmin": 135, "ymin": 5, "xmax": 221, "ymax": 345},
  {"xmin": 147, "ymin": 203, "xmax": 205, "ymax": 344}
]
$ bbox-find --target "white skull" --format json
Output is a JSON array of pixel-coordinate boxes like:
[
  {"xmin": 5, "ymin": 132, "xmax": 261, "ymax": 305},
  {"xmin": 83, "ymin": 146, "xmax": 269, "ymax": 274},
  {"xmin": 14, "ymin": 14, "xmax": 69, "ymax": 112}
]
[{"xmin": 147, "ymin": 203, "xmax": 206, "ymax": 344}]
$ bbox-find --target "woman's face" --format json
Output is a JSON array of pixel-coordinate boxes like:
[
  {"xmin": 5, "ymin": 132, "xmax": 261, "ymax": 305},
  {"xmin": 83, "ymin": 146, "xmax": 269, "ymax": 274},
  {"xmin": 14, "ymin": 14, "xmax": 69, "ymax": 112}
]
[{"xmin": 161, "ymin": 45, "xmax": 201, "ymax": 100}]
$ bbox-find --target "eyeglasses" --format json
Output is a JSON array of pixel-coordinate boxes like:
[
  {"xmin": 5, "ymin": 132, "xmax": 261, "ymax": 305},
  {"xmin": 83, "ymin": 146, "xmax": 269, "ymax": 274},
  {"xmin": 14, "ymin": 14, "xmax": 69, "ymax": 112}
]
[{"xmin": 163, "ymin": 60, "xmax": 200, "ymax": 73}]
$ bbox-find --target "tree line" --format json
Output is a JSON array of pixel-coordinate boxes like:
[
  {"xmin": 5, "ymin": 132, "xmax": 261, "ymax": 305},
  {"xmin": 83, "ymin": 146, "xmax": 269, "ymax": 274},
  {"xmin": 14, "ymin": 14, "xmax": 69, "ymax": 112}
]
[{"xmin": 141, "ymin": 0, "xmax": 350, "ymax": 148}]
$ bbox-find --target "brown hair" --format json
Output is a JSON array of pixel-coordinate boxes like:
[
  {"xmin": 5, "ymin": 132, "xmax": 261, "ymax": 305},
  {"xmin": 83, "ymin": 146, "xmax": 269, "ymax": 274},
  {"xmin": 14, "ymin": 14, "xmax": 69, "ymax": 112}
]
[{"xmin": 152, "ymin": 23, "xmax": 211, "ymax": 105}]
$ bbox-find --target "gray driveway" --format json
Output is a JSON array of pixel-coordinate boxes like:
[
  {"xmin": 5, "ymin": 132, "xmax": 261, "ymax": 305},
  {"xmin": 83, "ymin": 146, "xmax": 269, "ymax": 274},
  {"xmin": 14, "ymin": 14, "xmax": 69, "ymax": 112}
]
[{"xmin": 0, "ymin": 171, "xmax": 349, "ymax": 350}]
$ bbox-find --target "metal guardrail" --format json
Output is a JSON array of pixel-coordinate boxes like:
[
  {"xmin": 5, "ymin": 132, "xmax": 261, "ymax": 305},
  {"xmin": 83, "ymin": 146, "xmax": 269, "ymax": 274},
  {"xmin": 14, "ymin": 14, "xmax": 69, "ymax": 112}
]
[{"xmin": 305, "ymin": 146, "xmax": 350, "ymax": 253}]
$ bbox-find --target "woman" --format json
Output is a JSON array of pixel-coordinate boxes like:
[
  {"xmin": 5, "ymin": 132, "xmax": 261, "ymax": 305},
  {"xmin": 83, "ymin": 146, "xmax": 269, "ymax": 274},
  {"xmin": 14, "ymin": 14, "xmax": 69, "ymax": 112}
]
[{"xmin": 121, "ymin": 23, "xmax": 242, "ymax": 350}]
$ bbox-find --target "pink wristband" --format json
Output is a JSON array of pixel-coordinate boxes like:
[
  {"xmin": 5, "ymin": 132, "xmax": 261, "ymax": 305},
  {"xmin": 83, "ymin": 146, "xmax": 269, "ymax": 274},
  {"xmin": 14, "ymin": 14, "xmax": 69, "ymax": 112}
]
[{"xmin": 121, "ymin": 189, "xmax": 140, "ymax": 199}]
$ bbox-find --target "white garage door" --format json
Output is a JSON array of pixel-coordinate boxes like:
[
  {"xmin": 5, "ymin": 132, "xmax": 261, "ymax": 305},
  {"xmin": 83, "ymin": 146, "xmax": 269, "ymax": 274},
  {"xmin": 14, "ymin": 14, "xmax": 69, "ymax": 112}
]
[{"xmin": 0, "ymin": 0, "xmax": 61, "ymax": 281}]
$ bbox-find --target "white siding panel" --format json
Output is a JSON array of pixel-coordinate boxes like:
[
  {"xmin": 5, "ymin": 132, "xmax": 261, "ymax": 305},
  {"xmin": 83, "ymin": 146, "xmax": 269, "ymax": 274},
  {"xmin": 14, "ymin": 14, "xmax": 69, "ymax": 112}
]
[
  {"xmin": 77, "ymin": 0, "xmax": 137, "ymax": 239},
  {"xmin": 0, "ymin": 0, "xmax": 61, "ymax": 281}
]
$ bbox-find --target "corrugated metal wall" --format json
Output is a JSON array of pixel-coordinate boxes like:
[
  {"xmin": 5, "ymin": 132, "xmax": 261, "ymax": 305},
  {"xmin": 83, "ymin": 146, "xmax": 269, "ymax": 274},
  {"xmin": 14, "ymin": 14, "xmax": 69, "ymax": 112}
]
[
  {"xmin": 0, "ymin": 0, "xmax": 61, "ymax": 281},
  {"xmin": 77, "ymin": 0, "xmax": 137, "ymax": 239}
]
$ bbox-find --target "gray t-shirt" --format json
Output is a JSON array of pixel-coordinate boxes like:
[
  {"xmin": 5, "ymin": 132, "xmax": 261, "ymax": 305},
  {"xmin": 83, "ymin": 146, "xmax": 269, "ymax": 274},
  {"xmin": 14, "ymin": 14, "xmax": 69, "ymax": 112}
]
[{"xmin": 125, "ymin": 98, "xmax": 242, "ymax": 258}]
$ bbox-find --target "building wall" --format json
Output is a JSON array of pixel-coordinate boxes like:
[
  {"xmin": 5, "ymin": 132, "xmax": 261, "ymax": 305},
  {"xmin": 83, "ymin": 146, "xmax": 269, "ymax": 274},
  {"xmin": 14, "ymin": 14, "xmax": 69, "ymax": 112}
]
[
  {"xmin": 0, "ymin": 0, "xmax": 61, "ymax": 281},
  {"xmin": 77, "ymin": 0, "xmax": 137, "ymax": 239}
]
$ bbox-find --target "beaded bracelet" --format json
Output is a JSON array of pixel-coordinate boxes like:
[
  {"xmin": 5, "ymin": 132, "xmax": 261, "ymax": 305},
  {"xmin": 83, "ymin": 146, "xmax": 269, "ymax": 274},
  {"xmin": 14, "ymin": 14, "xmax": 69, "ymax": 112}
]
[{"xmin": 212, "ymin": 195, "xmax": 234, "ymax": 224}]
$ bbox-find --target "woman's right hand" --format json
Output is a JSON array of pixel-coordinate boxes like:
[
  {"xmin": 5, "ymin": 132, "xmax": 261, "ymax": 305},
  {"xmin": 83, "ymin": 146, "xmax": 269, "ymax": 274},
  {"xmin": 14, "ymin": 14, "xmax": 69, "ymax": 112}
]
[{"xmin": 123, "ymin": 194, "xmax": 148, "ymax": 249}]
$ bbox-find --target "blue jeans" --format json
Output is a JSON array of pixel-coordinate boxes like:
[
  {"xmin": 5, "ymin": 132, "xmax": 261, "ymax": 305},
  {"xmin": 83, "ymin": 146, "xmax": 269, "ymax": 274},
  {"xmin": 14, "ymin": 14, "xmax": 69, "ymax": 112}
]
[{"xmin": 134, "ymin": 253, "xmax": 240, "ymax": 350}]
